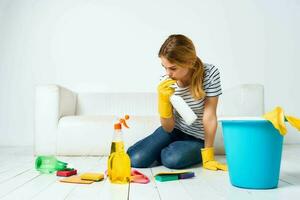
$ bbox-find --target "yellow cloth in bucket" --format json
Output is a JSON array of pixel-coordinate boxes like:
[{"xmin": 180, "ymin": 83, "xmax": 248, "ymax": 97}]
[
  {"xmin": 263, "ymin": 106, "xmax": 300, "ymax": 135},
  {"xmin": 263, "ymin": 106, "xmax": 287, "ymax": 135},
  {"xmin": 285, "ymin": 115, "xmax": 300, "ymax": 131}
]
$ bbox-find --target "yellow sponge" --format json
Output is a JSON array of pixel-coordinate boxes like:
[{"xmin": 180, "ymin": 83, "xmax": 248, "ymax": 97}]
[{"xmin": 80, "ymin": 173, "xmax": 104, "ymax": 181}]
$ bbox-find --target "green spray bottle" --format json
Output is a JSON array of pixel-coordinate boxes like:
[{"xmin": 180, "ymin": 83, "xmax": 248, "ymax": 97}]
[{"xmin": 35, "ymin": 156, "xmax": 67, "ymax": 173}]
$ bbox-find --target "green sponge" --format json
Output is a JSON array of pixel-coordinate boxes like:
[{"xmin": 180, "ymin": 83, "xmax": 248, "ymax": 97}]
[{"xmin": 155, "ymin": 174, "xmax": 178, "ymax": 182}]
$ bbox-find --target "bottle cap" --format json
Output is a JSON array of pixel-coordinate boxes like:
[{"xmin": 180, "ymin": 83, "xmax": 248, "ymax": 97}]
[{"xmin": 114, "ymin": 123, "xmax": 122, "ymax": 130}]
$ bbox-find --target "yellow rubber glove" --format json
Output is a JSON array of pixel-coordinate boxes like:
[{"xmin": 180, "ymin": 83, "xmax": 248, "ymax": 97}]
[
  {"xmin": 157, "ymin": 79, "xmax": 176, "ymax": 118},
  {"xmin": 201, "ymin": 147, "xmax": 228, "ymax": 171},
  {"xmin": 285, "ymin": 115, "xmax": 300, "ymax": 131},
  {"xmin": 262, "ymin": 106, "xmax": 287, "ymax": 135}
]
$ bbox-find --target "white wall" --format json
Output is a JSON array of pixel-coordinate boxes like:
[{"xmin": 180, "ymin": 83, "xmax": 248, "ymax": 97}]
[{"xmin": 0, "ymin": 0, "xmax": 299, "ymax": 146}]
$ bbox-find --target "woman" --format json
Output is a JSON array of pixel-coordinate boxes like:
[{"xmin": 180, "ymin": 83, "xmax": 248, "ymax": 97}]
[{"xmin": 127, "ymin": 34, "xmax": 227, "ymax": 170}]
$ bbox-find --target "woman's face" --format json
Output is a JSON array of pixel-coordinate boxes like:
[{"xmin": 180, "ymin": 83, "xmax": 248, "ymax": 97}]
[{"xmin": 160, "ymin": 56, "xmax": 191, "ymax": 81}]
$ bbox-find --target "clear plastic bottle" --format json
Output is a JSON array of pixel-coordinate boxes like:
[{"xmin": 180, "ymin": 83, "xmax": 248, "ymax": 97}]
[
  {"xmin": 160, "ymin": 75, "xmax": 197, "ymax": 125},
  {"xmin": 107, "ymin": 115, "xmax": 131, "ymax": 184}
]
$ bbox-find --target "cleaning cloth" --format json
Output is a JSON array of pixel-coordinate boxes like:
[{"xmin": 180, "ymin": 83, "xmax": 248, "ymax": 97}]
[
  {"xmin": 130, "ymin": 169, "xmax": 150, "ymax": 184},
  {"xmin": 59, "ymin": 176, "xmax": 94, "ymax": 184},
  {"xmin": 285, "ymin": 115, "xmax": 300, "ymax": 131},
  {"xmin": 263, "ymin": 106, "xmax": 300, "ymax": 135},
  {"xmin": 263, "ymin": 106, "xmax": 287, "ymax": 135}
]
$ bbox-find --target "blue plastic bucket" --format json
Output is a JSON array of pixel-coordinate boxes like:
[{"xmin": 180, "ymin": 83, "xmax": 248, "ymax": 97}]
[{"xmin": 220, "ymin": 117, "xmax": 283, "ymax": 189}]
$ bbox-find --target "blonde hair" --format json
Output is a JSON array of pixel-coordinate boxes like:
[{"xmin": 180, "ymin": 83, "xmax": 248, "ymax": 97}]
[{"xmin": 158, "ymin": 34, "xmax": 206, "ymax": 100}]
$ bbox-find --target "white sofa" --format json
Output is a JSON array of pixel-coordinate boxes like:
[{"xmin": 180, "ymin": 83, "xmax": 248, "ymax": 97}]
[{"xmin": 35, "ymin": 84, "xmax": 264, "ymax": 156}]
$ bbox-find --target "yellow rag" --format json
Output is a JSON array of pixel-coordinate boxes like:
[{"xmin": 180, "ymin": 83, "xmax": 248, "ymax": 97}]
[
  {"xmin": 285, "ymin": 115, "xmax": 300, "ymax": 131},
  {"xmin": 262, "ymin": 106, "xmax": 287, "ymax": 135},
  {"xmin": 60, "ymin": 176, "xmax": 94, "ymax": 184},
  {"xmin": 263, "ymin": 106, "xmax": 300, "ymax": 135}
]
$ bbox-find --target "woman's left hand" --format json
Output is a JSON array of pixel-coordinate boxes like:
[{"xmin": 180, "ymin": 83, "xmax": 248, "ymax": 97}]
[{"xmin": 201, "ymin": 147, "xmax": 228, "ymax": 171}]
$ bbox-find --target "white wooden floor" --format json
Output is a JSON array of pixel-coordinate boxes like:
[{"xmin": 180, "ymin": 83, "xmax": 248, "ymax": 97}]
[{"xmin": 1, "ymin": 145, "xmax": 300, "ymax": 200}]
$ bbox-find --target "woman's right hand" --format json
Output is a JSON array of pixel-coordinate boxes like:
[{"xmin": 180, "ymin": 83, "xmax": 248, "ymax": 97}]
[{"xmin": 157, "ymin": 79, "xmax": 176, "ymax": 118}]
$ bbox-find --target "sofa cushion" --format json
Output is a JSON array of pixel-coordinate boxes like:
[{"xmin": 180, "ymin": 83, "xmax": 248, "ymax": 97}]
[
  {"xmin": 56, "ymin": 115, "xmax": 160, "ymax": 155},
  {"xmin": 56, "ymin": 115, "xmax": 225, "ymax": 155}
]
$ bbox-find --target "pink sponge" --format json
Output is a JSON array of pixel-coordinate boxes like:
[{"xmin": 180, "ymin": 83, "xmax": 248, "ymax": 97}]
[{"xmin": 56, "ymin": 169, "xmax": 77, "ymax": 177}]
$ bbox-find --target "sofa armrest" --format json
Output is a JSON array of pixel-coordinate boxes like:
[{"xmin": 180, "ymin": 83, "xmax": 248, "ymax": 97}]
[{"xmin": 34, "ymin": 84, "xmax": 77, "ymax": 155}]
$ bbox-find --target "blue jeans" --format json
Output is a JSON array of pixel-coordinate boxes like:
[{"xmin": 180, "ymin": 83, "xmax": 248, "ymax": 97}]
[{"xmin": 127, "ymin": 126, "xmax": 204, "ymax": 169}]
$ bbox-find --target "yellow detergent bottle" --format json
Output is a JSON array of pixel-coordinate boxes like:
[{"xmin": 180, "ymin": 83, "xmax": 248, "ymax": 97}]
[{"xmin": 107, "ymin": 115, "xmax": 131, "ymax": 184}]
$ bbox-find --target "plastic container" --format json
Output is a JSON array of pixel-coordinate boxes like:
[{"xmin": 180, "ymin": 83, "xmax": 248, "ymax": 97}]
[
  {"xmin": 35, "ymin": 156, "xmax": 67, "ymax": 173},
  {"xmin": 160, "ymin": 75, "xmax": 197, "ymax": 125},
  {"xmin": 170, "ymin": 95, "xmax": 197, "ymax": 125},
  {"xmin": 107, "ymin": 115, "xmax": 131, "ymax": 184},
  {"xmin": 220, "ymin": 117, "xmax": 283, "ymax": 189}
]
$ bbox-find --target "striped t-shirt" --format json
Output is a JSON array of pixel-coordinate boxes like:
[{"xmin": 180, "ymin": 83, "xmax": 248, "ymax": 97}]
[{"xmin": 173, "ymin": 63, "xmax": 222, "ymax": 140}]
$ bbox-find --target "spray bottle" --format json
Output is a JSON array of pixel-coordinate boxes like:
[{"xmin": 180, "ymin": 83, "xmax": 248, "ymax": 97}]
[
  {"xmin": 35, "ymin": 156, "xmax": 68, "ymax": 173},
  {"xmin": 161, "ymin": 75, "xmax": 197, "ymax": 125},
  {"xmin": 107, "ymin": 115, "xmax": 131, "ymax": 184}
]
